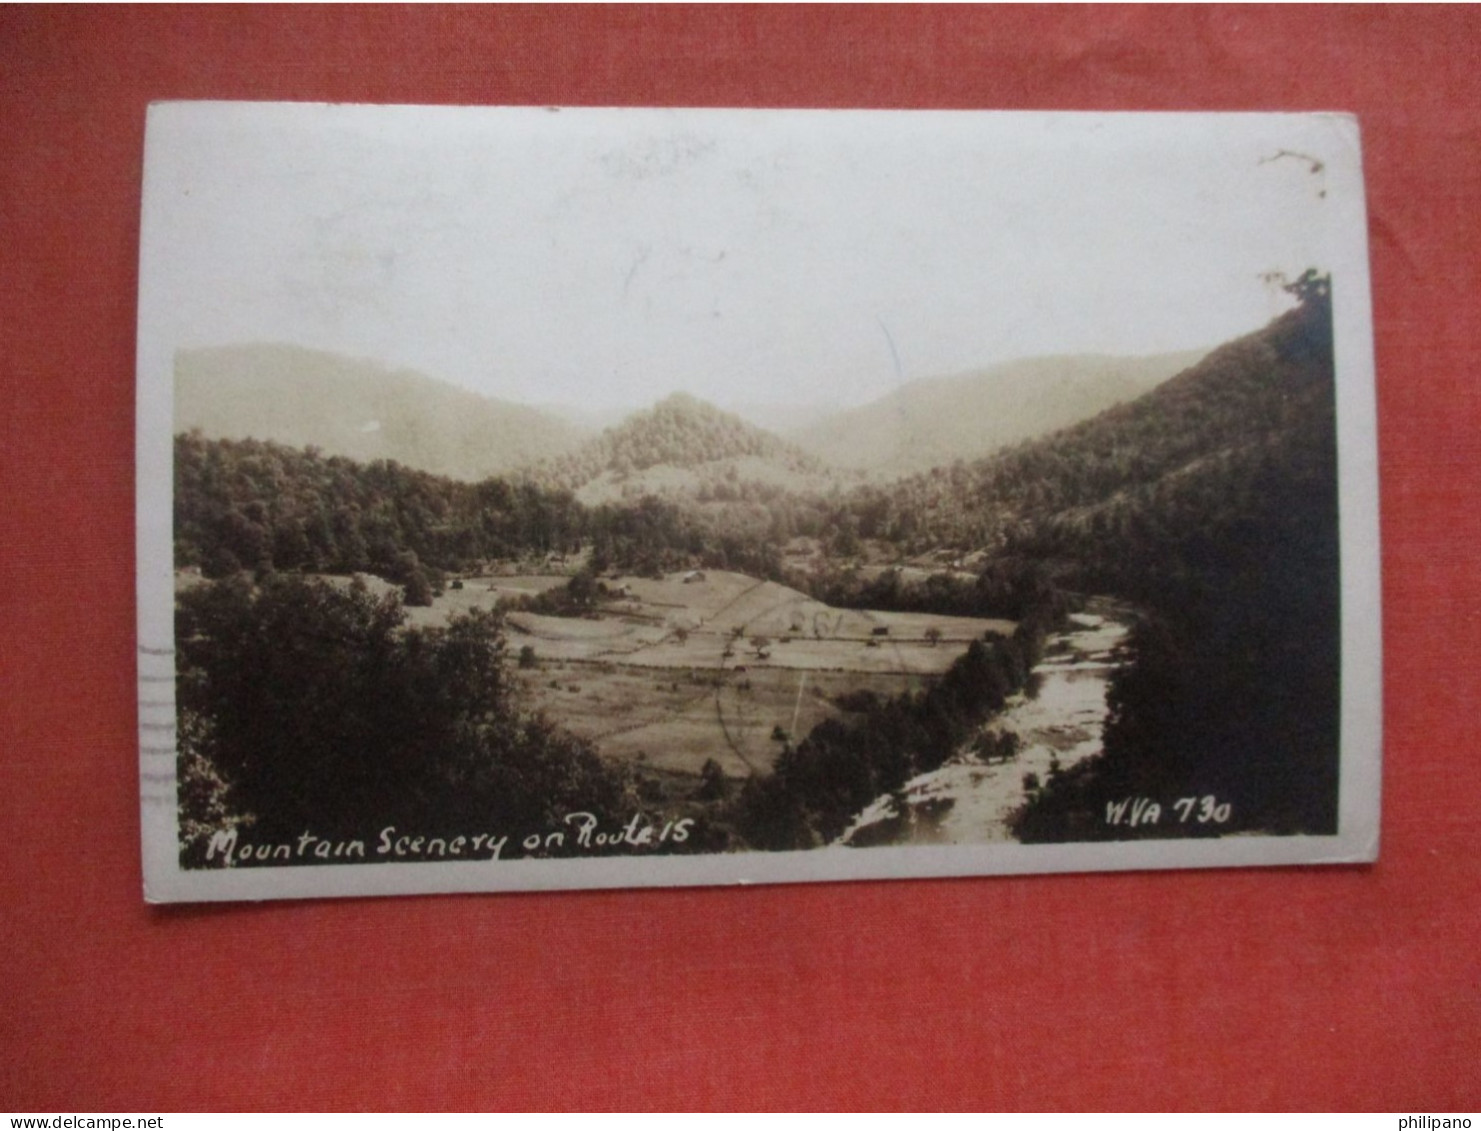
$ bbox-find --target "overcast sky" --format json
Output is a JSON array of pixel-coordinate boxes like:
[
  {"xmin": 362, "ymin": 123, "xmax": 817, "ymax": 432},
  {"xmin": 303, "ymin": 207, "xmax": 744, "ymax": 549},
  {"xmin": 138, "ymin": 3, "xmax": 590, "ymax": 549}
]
[{"xmin": 139, "ymin": 103, "xmax": 1364, "ymax": 414}]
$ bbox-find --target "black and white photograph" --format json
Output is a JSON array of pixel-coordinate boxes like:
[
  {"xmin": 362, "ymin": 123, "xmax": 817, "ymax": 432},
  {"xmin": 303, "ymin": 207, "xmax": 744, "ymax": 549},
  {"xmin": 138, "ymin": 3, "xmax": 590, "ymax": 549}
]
[{"xmin": 136, "ymin": 104, "xmax": 1381, "ymax": 901}]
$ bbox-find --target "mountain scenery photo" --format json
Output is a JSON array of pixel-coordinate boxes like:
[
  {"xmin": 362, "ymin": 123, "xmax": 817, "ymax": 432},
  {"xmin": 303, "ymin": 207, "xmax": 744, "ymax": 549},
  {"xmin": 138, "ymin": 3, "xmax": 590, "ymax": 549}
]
[{"xmin": 135, "ymin": 105, "xmax": 1379, "ymax": 895}]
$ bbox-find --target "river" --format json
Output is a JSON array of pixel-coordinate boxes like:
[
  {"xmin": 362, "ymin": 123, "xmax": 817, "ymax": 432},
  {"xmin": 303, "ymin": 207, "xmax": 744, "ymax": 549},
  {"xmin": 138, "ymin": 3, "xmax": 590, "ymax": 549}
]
[{"xmin": 838, "ymin": 605, "xmax": 1131, "ymax": 847}]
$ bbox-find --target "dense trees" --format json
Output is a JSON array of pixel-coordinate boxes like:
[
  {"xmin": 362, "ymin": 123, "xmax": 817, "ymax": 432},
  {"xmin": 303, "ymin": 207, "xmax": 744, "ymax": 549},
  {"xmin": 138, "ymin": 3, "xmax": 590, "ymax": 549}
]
[
  {"xmin": 809, "ymin": 557, "xmax": 1068, "ymax": 621},
  {"xmin": 175, "ymin": 433, "xmax": 586, "ymax": 578},
  {"xmin": 528, "ymin": 392, "xmax": 823, "ymax": 490},
  {"xmin": 731, "ymin": 618, "xmax": 1049, "ymax": 848},
  {"xmin": 176, "ymin": 575, "xmax": 633, "ymax": 865},
  {"xmin": 175, "ymin": 433, "xmax": 794, "ymax": 585}
]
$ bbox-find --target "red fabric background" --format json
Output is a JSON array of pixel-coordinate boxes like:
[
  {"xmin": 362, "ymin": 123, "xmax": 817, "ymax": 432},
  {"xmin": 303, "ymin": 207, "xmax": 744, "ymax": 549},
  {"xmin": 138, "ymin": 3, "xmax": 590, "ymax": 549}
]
[{"xmin": 2, "ymin": 5, "xmax": 1477, "ymax": 1112}]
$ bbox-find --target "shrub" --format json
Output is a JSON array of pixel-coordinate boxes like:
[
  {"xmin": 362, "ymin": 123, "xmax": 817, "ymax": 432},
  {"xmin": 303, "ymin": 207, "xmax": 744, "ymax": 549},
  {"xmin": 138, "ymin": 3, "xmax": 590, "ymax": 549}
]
[{"xmin": 402, "ymin": 567, "xmax": 434, "ymax": 607}]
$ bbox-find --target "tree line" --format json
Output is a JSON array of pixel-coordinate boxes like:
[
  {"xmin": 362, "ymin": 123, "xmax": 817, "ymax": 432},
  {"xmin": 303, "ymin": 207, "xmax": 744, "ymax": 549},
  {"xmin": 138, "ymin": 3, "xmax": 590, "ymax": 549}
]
[
  {"xmin": 727, "ymin": 613, "xmax": 1055, "ymax": 849},
  {"xmin": 175, "ymin": 432, "xmax": 586, "ymax": 578},
  {"xmin": 175, "ymin": 431, "xmax": 1049, "ymax": 621}
]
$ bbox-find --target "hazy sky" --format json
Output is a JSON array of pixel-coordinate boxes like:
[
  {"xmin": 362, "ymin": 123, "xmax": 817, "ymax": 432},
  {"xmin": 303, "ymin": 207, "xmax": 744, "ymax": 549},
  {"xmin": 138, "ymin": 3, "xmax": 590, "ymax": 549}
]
[{"xmin": 139, "ymin": 104, "xmax": 1365, "ymax": 414}]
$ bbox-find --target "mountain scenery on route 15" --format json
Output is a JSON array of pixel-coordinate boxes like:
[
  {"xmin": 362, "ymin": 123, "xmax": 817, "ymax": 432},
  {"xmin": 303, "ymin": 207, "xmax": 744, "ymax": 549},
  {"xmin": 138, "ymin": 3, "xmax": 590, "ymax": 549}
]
[
  {"xmin": 171, "ymin": 274, "xmax": 1340, "ymax": 865},
  {"xmin": 142, "ymin": 106, "xmax": 1370, "ymax": 886}
]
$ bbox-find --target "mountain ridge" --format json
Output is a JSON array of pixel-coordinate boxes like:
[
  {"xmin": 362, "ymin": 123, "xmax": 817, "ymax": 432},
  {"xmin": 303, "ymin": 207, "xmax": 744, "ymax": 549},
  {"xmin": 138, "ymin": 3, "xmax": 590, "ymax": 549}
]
[
  {"xmin": 791, "ymin": 350, "xmax": 1208, "ymax": 476},
  {"xmin": 175, "ymin": 343, "xmax": 589, "ymax": 481},
  {"xmin": 175, "ymin": 342, "xmax": 1217, "ymax": 491}
]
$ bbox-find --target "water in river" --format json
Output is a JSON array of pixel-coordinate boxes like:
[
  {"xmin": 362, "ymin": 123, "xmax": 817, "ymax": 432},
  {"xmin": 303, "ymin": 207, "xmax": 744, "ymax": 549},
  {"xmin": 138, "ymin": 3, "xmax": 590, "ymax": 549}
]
[{"xmin": 839, "ymin": 608, "xmax": 1130, "ymax": 847}]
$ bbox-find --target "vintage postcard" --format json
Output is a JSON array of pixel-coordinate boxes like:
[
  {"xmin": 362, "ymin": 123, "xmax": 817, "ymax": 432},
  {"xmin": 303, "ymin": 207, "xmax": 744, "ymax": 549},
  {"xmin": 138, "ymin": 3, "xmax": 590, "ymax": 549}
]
[{"xmin": 137, "ymin": 103, "xmax": 1381, "ymax": 902}]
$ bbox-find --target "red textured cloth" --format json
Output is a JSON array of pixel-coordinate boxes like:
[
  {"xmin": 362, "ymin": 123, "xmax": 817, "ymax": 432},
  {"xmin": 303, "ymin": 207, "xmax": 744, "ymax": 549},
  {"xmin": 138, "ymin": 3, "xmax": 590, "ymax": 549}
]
[{"xmin": 2, "ymin": 5, "xmax": 1477, "ymax": 1111}]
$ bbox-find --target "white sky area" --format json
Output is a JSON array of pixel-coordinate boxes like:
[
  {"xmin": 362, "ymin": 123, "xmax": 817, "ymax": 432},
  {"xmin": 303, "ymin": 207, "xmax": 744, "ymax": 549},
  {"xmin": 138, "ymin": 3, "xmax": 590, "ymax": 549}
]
[{"xmin": 140, "ymin": 104, "xmax": 1361, "ymax": 415}]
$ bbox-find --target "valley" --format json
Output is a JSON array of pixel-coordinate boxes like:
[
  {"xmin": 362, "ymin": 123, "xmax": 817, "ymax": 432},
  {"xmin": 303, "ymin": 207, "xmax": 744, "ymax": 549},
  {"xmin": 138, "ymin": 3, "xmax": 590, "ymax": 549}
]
[
  {"xmin": 172, "ymin": 279, "xmax": 1342, "ymax": 859},
  {"xmin": 395, "ymin": 567, "xmax": 1013, "ymax": 780}
]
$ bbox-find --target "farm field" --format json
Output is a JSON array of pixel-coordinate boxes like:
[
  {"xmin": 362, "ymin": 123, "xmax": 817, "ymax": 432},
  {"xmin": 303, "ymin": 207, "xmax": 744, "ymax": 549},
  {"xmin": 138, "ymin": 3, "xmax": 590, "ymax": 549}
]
[
  {"xmin": 514, "ymin": 661, "xmax": 927, "ymax": 777},
  {"xmin": 407, "ymin": 569, "xmax": 1016, "ymax": 779}
]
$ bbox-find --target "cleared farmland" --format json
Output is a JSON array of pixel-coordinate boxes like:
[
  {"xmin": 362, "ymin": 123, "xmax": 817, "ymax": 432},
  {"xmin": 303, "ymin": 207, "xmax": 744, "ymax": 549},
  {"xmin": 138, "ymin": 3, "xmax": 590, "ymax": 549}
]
[{"xmin": 403, "ymin": 569, "xmax": 1015, "ymax": 779}]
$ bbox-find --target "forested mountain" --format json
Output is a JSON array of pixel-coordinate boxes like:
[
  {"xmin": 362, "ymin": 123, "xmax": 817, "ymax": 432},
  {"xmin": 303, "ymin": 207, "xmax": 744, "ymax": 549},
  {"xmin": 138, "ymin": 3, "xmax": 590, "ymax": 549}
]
[
  {"xmin": 176, "ymin": 344, "xmax": 588, "ymax": 480},
  {"xmin": 832, "ymin": 297, "xmax": 1330, "ymax": 563},
  {"xmin": 994, "ymin": 274, "xmax": 1341, "ymax": 836},
  {"xmin": 174, "ymin": 432, "xmax": 789, "ymax": 586},
  {"xmin": 525, "ymin": 393, "xmax": 827, "ymax": 493},
  {"xmin": 791, "ymin": 351, "xmax": 1204, "ymax": 476},
  {"xmin": 174, "ymin": 432, "xmax": 587, "ymax": 582}
]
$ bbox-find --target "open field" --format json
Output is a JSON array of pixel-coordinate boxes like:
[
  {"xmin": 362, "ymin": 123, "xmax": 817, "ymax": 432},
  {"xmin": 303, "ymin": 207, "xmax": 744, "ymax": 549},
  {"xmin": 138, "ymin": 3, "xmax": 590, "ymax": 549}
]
[
  {"xmin": 401, "ymin": 568, "xmax": 1016, "ymax": 779},
  {"xmin": 513, "ymin": 660, "xmax": 930, "ymax": 777}
]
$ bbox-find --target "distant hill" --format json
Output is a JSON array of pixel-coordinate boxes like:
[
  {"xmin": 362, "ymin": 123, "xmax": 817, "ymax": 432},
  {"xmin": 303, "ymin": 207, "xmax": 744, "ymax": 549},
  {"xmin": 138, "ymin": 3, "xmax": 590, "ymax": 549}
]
[
  {"xmin": 526, "ymin": 393, "xmax": 837, "ymax": 501},
  {"xmin": 791, "ymin": 351, "xmax": 1206, "ymax": 476},
  {"xmin": 175, "ymin": 344, "xmax": 587, "ymax": 481}
]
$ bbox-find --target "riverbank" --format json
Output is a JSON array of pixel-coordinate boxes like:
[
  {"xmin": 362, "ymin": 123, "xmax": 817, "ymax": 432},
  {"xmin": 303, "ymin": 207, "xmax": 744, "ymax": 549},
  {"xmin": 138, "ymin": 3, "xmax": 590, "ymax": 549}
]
[{"xmin": 839, "ymin": 604, "xmax": 1131, "ymax": 847}]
